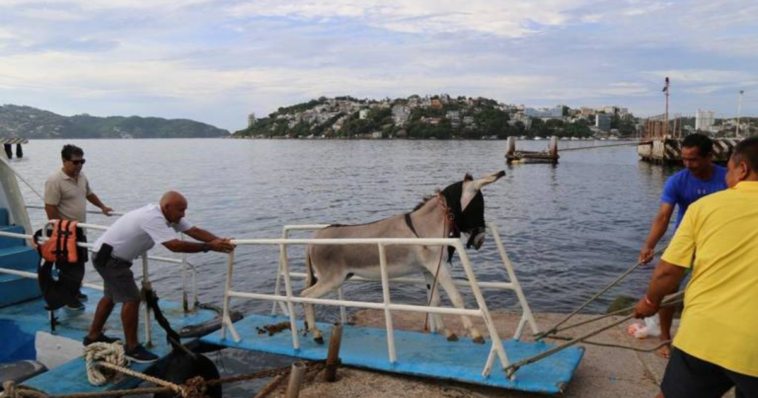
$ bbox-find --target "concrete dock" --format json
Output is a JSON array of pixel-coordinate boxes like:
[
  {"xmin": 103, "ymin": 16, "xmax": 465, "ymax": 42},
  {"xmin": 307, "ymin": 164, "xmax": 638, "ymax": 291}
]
[{"xmin": 264, "ymin": 310, "xmax": 737, "ymax": 398}]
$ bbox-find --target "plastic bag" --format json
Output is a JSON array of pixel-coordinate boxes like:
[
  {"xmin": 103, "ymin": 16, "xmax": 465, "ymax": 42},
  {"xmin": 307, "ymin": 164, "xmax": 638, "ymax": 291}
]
[{"xmin": 626, "ymin": 314, "xmax": 661, "ymax": 339}]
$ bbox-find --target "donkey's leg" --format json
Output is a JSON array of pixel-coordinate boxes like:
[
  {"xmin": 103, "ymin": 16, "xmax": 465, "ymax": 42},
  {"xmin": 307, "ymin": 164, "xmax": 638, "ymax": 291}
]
[
  {"xmin": 300, "ymin": 277, "xmax": 343, "ymax": 345},
  {"xmin": 430, "ymin": 264, "xmax": 485, "ymax": 344},
  {"xmin": 424, "ymin": 272, "xmax": 457, "ymax": 340}
]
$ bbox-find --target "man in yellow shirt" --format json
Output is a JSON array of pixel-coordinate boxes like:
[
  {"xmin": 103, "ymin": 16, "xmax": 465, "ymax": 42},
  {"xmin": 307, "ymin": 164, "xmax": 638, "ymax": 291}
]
[{"xmin": 633, "ymin": 136, "xmax": 758, "ymax": 398}]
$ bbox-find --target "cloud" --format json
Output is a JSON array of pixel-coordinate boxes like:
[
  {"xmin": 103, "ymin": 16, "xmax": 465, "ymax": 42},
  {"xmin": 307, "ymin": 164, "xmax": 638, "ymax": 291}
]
[
  {"xmin": 0, "ymin": 0, "xmax": 756, "ymax": 128},
  {"xmin": 226, "ymin": 0, "xmax": 594, "ymax": 38}
]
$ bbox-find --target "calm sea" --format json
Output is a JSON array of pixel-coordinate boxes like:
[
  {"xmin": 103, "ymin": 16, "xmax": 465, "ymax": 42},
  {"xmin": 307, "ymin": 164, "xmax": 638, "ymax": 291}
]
[{"xmin": 11, "ymin": 139, "xmax": 677, "ymax": 317}]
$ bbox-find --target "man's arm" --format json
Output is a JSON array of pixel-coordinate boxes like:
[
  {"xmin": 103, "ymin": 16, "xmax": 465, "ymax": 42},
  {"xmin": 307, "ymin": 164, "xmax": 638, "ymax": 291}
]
[
  {"xmin": 162, "ymin": 238, "xmax": 234, "ymax": 254},
  {"xmin": 183, "ymin": 226, "xmax": 220, "ymax": 243},
  {"xmin": 86, "ymin": 193, "xmax": 113, "ymax": 216},
  {"xmin": 44, "ymin": 204, "xmax": 60, "ymax": 220},
  {"xmin": 633, "ymin": 259, "xmax": 686, "ymax": 318},
  {"xmin": 639, "ymin": 203, "xmax": 675, "ymax": 264}
]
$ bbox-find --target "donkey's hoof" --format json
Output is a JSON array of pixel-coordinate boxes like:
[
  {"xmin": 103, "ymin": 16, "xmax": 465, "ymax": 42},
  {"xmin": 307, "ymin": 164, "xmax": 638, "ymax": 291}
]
[
  {"xmin": 314, "ymin": 336, "xmax": 325, "ymax": 345},
  {"xmin": 473, "ymin": 336, "xmax": 485, "ymax": 344},
  {"xmin": 446, "ymin": 333, "xmax": 459, "ymax": 342}
]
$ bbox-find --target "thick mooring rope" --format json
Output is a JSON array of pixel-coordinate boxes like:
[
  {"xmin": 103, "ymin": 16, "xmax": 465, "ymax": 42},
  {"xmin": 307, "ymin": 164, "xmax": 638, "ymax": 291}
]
[
  {"xmin": 1, "ymin": 382, "xmax": 49, "ymax": 398},
  {"xmin": 84, "ymin": 342, "xmax": 126, "ymax": 386}
]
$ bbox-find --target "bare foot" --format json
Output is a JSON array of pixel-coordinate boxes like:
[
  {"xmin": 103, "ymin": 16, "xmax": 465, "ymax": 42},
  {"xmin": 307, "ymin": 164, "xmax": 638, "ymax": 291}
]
[{"xmin": 656, "ymin": 343, "xmax": 671, "ymax": 358}]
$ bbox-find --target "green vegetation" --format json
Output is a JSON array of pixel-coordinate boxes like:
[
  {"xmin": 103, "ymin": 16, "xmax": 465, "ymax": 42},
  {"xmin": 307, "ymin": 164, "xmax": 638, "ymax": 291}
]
[
  {"xmin": 0, "ymin": 105, "xmax": 229, "ymax": 139},
  {"xmin": 235, "ymin": 96, "xmax": 604, "ymax": 139}
]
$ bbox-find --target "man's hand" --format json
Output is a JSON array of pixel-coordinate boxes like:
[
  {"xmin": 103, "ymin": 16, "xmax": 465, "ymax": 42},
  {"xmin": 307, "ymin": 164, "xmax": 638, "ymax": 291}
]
[
  {"xmin": 633, "ymin": 296, "xmax": 659, "ymax": 319},
  {"xmin": 208, "ymin": 238, "xmax": 235, "ymax": 253},
  {"xmin": 638, "ymin": 246, "xmax": 655, "ymax": 264},
  {"xmin": 101, "ymin": 206, "xmax": 114, "ymax": 216}
]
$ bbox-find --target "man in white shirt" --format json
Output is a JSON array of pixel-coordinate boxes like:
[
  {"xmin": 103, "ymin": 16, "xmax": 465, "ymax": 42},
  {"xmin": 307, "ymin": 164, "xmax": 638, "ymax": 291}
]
[{"xmin": 84, "ymin": 191, "xmax": 234, "ymax": 363}]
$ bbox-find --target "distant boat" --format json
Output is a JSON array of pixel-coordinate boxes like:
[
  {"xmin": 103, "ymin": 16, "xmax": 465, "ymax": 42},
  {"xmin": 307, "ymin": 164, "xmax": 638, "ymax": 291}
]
[{"xmin": 534, "ymin": 136, "xmax": 544, "ymax": 141}]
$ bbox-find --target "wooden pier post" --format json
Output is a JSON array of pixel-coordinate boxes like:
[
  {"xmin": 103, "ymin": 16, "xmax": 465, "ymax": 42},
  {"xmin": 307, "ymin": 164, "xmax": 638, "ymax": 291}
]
[
  {"xmin": 324, "ymin": 323, "xmax": 344, "ymax": 382},
  {"xmin": 506, "ymin": 136, "xmax": 516, "ymax": 157},
  {"xmin": 285, "ymin": 362, "xmax": 306, "ymax": 398}
]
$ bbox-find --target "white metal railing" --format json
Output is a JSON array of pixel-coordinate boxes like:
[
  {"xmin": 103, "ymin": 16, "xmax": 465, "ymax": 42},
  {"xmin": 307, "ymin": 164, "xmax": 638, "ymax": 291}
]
[
  {"xmin": 0, "ymin": 221, "xmax": 201, "ymax": 346},
  {"xmin": 26, "ymin": 204, "xmax": 126, "ymax": 217},
  {"xmin": 220, "ymin": 222, "xmax": 540, "ymax": 379},
  {"xmin": 272, "ymin": 223, "xmax": 538, "ymax": 340}
]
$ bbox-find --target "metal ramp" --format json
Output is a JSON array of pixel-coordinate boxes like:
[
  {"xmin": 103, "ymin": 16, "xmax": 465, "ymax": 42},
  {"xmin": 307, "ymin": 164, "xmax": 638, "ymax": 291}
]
[
  {"xmin": 202, "ymin": 314, "xmax": 584, "ymax": 394},
  {"xmin": 206, "ymin": 223, "xmax": 585, "ymax": 395}
]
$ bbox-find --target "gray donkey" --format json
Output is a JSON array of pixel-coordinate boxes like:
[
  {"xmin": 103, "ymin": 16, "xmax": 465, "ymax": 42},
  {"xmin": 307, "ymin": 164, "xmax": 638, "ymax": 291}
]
[{"xmin": 303, "ymin": 170, "xmax": 506, "ymax": 344}]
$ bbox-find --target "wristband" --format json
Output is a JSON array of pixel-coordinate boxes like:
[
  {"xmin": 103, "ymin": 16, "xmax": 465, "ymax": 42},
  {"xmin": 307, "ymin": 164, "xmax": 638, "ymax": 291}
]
[
  {"xmin": 202, "ymin": 243, "xmax": 211, "ymax": 253},
  {"xmin": 644, "ymin": 296, "xmax": 659, "ymax": 309}
]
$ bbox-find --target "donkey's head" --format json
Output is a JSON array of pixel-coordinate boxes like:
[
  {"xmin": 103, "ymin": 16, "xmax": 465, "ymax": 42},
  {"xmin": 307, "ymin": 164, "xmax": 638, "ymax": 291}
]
[{"xmin": 440, "ymin": 170, "xmax": 505, "ymax": 250}]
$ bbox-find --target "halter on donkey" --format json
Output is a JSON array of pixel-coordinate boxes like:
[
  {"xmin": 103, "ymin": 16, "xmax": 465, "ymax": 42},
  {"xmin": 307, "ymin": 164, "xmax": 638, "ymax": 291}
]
[{"xmin": 303, "ymin": 170, "xmax": 506, "ymax": 344}]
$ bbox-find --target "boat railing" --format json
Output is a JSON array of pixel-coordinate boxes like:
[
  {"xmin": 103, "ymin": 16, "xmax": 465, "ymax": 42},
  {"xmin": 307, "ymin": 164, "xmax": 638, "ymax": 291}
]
[
  {"xmin": 0, "ymin": 221, "xmax": 201, "ymax": 347},
  {"xmin": 219, "ymin": 221, "xmax": 540, "ymax": 379},
  {"xmin": 26, "ymin": 204, "xmax": 126, "ymax": 217}
]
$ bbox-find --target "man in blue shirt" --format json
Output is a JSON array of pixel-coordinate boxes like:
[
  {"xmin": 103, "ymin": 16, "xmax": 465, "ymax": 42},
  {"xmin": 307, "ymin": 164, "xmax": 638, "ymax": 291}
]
[{"xmin": 638, "ymin": 133, "xmax": 727, "ymax": 358}]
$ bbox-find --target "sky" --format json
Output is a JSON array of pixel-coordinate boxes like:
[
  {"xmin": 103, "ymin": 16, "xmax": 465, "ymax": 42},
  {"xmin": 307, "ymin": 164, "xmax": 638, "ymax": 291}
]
[{"xmin": 1, "ymin": 0, "xmax": 756, "ymax": 131}]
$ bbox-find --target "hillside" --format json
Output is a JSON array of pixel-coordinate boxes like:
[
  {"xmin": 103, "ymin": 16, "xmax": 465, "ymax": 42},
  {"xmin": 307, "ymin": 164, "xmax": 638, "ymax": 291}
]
[
  {"xmin": 234, "ymin": 95, "xmax": 637, "ymax": 140},
  {"xmin": 0, "ymin": 105, "xmax": 229, "ymax": 139}
]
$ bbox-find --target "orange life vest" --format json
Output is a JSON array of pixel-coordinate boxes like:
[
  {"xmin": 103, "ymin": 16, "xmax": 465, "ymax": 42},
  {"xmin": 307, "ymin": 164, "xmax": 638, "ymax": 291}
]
[{"xmin": 34, "ymin": 220, "xmax": 80, "ymax": 264}]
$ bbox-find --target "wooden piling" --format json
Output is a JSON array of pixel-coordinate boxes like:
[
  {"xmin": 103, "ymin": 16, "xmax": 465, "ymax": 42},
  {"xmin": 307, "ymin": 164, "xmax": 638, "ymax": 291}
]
[
  {"xmin": 324, "ymin": 323, "xmax": 344, "ymax": 382},
  {"xmin": 285, "ymin": 362, "xmax": 306, "ymax": 398}
]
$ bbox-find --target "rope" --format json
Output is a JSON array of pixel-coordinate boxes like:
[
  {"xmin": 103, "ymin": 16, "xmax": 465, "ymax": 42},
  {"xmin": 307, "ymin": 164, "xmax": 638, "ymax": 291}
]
[
  {"xmin": 424, "ymin": 194, "xmax": 451, "ymax": 332},
  {"xmin": 546, "ymin": 335, "xmax": 673, "ymax": 353},
  {"xmin": 94, "ymin": 362, "xmax": 186, "ymax": 397},
  {"xmin": 505, "ymin": 294, "xmax": 684, "ymax": 378},
  {"xmin": 1, "ymin": 382, "xmax": 49, "ymax": 398},
  {"xmin": 535, "ymin": 245, "xmax": 668, "ymax": 341},
  {"xmin": 84, "ymin": 342, "xmax": 126, "ymax": 386}
]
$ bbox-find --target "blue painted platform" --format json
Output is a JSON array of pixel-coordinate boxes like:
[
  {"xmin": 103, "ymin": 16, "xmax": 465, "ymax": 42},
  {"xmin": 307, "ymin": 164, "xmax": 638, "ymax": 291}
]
[
  {"xmin": 201, "ymin": 314, "xmax": 584, "ymax": 394},
  {"xmin": 0, "ymin": 287, "xmax": 220, "ymax": 395}
]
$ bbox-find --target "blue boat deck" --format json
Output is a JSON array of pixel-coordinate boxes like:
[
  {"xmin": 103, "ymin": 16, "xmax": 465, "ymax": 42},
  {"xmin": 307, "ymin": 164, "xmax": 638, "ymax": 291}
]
[
  {"xmin": 0, "ymin": 287, "xmax": 219, "ymax": 396},
  {"xmin": 201, "ymin": 314, "xmax": 584, "ymax": 395}
]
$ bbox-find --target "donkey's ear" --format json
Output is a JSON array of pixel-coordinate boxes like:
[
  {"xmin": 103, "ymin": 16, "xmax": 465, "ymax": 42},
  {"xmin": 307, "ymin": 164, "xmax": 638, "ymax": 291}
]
[
  {"xmin": 471, "ymin": 170, "xmax": 505, "ymax": 191},
  {"xmin": 461, "ymin": 170, "xmax": 505, "ymax": 209}
]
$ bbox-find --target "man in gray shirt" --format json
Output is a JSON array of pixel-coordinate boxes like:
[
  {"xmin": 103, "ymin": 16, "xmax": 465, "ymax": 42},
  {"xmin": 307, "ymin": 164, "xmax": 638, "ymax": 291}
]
[
  {"xmin": 84, "ymin": 191, "xmax": 235, "ymax": 363},
  {"xmin": 44, "ymin": 144, "xmax": 113, "ymax": 309}
]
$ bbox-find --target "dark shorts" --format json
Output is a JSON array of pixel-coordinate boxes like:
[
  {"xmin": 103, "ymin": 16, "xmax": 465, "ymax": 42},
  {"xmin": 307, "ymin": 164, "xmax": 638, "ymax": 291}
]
[
  {"xmin": 93, "ymin": 255, "xmax": 140, "ymax": 303},
  {"xmin": 661, "ymin": 347, "xmax": 758, "ymax": 398}
]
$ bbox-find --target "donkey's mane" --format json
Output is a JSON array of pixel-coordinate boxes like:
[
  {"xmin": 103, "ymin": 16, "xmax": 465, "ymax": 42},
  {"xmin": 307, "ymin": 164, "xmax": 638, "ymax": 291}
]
[{"xmin": 412, "ymin": 192, "xmax": 439, "ymax": 211}]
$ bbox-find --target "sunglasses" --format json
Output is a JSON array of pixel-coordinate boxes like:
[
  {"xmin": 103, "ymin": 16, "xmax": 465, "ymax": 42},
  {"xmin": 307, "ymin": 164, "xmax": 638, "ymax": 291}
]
[{"xmin": 68, "ymin": 159, "xmax": 86, "ymax": 165}]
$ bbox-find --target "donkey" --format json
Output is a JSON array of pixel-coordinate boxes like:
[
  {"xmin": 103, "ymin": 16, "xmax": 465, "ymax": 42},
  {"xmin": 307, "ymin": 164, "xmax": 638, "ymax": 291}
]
[{"xmin": 302, "ymin": 170, "xmax": 506, "ymax": 344}]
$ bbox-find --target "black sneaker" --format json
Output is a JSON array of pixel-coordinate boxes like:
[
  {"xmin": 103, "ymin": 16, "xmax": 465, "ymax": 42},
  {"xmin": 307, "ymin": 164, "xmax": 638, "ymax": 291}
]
[
  {"xmin": 76, "ymin": 292, "xmax": 88, "ymax": 302},
  {"xmin": 125, "ymin": 344, "xmax": 159, "ymax": 364},
  {"xmin": 83, "ymin": 333, "xmax": 121, "ymax": 346},
  {"xmin": 65, "ymin": 300, "xmax": 85, "ymax": 311}
]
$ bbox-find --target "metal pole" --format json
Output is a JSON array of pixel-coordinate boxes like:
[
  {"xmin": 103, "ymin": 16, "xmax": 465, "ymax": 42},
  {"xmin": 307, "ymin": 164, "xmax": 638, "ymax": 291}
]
[
  {"xmin": 664, "ymin": 77, "xmax": 670, "ymax": 138},
  {"xmin": 279, "ymin": 243, "xmax": 301, "ymax": 351},
  {"xmin": 324, "ymin": 323, "xmax": 343, "ymax": 382},
  {"xmin": 378, "ymin": 243, "xmax": 397, "ymax": 364},
  {"xmin": 488, "ymin": 223, "xmax": 539, "ymax": 338},
  {"xmin": 181, "ymin": 234, "xmax": 188, "ymax": 313},
  {"xmin": 285, "ymin": 362, "xmax": 306, "ymax": 398},
  {"xmin": 141, "ymin": 253, "xmax": 152, "ymax": 347},
  {"xmin": 337, "ymin": 287, "xmax": 347, "ymax": 324},
  {"xmin": 737, "ymin": 90, "xmax": 744, "ymax": 138},
  {"xmin": 221, "ymin": 251, "xmax": 235, "ymax": 340},
  {"xmin": 455, "ymin": 242, "xmax": 510, "ymax": 378}
]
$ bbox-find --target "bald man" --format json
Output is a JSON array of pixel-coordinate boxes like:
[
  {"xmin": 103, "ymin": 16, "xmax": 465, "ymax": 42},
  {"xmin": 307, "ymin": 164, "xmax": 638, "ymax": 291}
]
[{"xmin": 85, "ymin": 191, "xmax": 235, "ymax": 363}]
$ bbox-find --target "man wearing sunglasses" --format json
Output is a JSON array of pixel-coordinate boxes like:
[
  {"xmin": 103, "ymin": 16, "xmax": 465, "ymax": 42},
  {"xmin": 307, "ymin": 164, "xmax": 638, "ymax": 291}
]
[{"xmin": 44, "ymin": 144, "xmax": 113, "ymax": 310}]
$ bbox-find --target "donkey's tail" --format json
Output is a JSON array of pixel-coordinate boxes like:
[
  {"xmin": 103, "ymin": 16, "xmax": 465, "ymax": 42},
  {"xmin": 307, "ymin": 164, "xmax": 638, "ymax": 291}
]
[{"xmin": 305, "ymin": 247, "xmax": 318, "ymax": 288}]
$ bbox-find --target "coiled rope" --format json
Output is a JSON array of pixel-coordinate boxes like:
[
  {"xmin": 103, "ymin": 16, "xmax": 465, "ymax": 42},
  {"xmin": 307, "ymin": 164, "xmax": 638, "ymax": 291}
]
[{"xmin": 83, "ymin": 342, "xmax": 126, "ymax": 386}]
